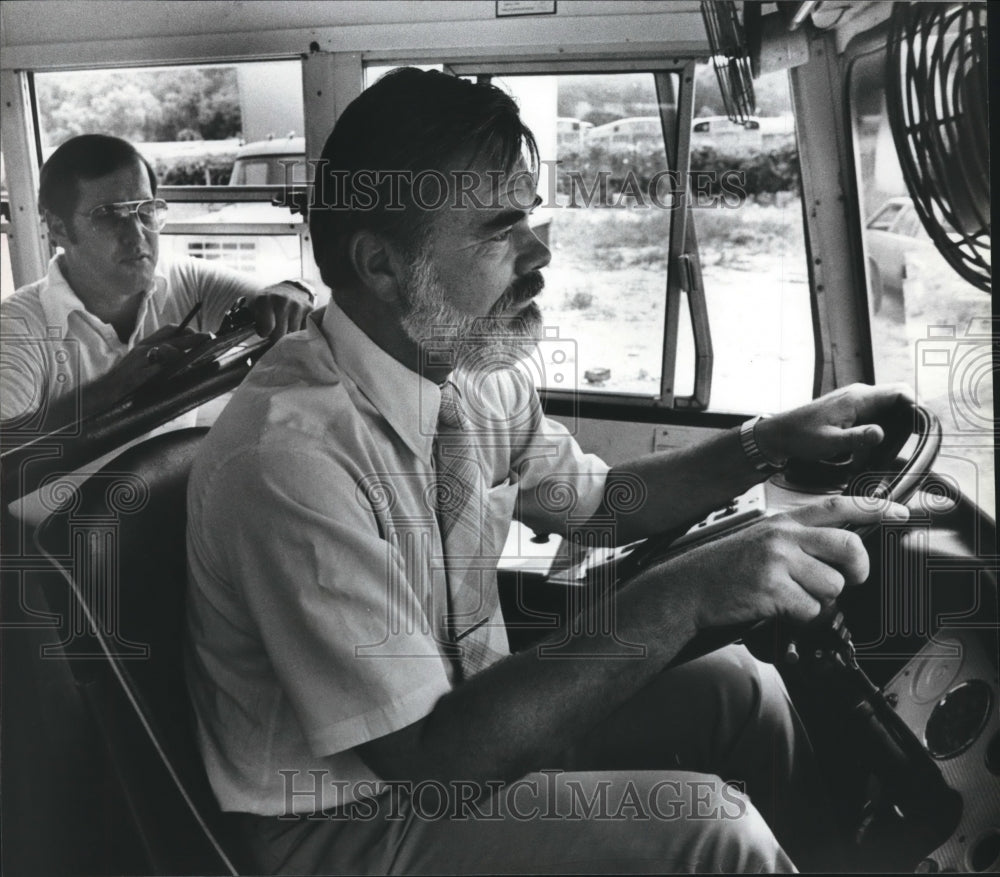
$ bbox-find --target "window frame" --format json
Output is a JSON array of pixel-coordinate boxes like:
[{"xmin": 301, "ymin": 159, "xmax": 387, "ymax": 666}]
[
  {"xmin": 785, "ymin": 29, "xmax": 875, "ymax": 397},
  {"xmin": 3, "ymin": 58, "xmax": 320, "ymax": 290},
  {"xmin": 0, "ymin": 69, "xmax": 49, "ymax": 288}
]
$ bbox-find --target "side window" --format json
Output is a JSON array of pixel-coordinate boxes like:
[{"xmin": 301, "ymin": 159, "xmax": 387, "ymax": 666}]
[
  {"xmin": 850, "ymin": 48, "xmax": 994, "ymax": 515},
  {"xmin": 34, "ymin": 61, "xmax": 309, "ymax": 286},
  {"xmin": 35, "ymin": 63, "xmax": 304, "ymax": 186},
  {"xmin": 360, "ymin": 64, "xmax": 813, "ymax": 415},
  {"xmin": 366, "ymin": 66, "xmax": 676, "ymax": 401},
  {"xmin": 487, "ymin": 72, "xmax": 676, "ymax": 399},
  {"xmin": 686, "ymin": 65, "xmax": 812, "ymax": 414}
]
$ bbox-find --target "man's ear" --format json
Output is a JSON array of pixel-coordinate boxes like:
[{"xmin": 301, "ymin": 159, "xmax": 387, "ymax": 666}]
[
  {"xmin": 44, "ymin": 210, "xmax": 74, "ymax": 247},
  {"xmin": 348, "ymin": 230, "xmax": 404, "ymax": 303}
]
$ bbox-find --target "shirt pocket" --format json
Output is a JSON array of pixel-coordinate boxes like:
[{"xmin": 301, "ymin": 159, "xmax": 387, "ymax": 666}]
[{"xmin": 483, "ymin": 480, "xmax": 518, "ymax": 557}]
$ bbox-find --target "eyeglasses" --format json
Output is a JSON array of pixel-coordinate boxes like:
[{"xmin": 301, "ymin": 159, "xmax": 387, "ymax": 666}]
[{"xmin": 79, "ymin": 198, "xmax": 169, "ymax": 233}]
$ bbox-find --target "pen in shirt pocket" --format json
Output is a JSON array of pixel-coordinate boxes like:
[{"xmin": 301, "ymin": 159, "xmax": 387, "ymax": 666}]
[{"xmin": 174, "ymin": 301, "xmax": 202, "ymax": 335}]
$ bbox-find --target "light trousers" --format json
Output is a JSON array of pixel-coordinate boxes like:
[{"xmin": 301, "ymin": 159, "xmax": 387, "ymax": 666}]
[{"xmin": 229, "ymin": 645, "xmax": 836, "ymax": 874}]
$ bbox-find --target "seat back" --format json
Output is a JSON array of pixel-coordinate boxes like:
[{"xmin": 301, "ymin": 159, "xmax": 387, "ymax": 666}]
[{"xmin": 34, "ymin": 427, "xmax": 243, "ymax": 875}]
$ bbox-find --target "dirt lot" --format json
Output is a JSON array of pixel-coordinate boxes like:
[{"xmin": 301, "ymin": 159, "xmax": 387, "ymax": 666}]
[{"xmin": 535, "ymin": 200, "xmax": 813, "ymax": 413}]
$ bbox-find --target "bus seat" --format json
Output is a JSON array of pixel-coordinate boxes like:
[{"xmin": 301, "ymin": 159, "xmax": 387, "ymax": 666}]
[{"xmin": 33, "ymin": 427, "xmax": 244, "ymax": 876}]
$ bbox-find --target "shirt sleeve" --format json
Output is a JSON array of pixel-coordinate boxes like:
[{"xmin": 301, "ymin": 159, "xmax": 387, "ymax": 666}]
[
  {"xmin": 0, "ymin": 298, "xmax": 52, "ymax": 423},
  {"xmin": 191, "ymin": 441, "xmax": 452, "ymax": 758},
  {"xmin": 167, "ymin": 258, "xmax": 266, "ymax": 333}
]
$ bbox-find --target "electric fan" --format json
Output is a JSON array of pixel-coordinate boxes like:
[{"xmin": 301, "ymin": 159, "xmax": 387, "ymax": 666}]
[{"xmin": 886, "ymin": 2, "xmax": 990, "ymax": 293}]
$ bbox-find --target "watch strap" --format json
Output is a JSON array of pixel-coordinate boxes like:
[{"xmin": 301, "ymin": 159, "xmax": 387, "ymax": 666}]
[{"xmin": 739, "ymin": 414, "xmax": 788, "ymax": 473}]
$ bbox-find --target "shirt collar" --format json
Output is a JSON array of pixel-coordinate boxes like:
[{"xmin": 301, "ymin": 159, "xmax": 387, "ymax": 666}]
[
  {"xmin": 38, "ymin": 253, "xmax": 167, "ymax": 339},
  {"xmin": 320, "ymin": 299, "xmax": 441, "ymax": 459}
]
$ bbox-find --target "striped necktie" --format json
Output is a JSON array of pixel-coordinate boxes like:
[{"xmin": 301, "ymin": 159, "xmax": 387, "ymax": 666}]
[{"xmin": 434, "ymin": 380, "xmax": 505, "ymax": 681}]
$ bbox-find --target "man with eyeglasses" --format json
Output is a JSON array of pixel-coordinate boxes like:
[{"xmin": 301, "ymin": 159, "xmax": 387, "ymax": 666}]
[{"xmin": 0, "ymin": 133, "xmax": 314, "ymax": 433}]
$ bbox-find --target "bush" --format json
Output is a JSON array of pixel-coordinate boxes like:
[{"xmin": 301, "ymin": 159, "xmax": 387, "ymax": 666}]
[
  {"xmin": 566, "ymin": 290, "xmax": 595, "ymax": 310},
  {"xmin": 557, "ymin": 143, "xmax": 669, "ymax": 201},
  {"xmin": 689, "ymin": 135, "xmax": 800, "ymax": 199},
  {"xmin": 556, "ymin": 134, "xmax": 800, "ymax": 203}
]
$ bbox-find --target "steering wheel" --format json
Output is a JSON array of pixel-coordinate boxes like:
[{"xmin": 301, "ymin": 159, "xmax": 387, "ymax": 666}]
[
  {"xmin": 607, "ymin": 400, "xmax": 963, "ymax": 854},
  {"xmin": 614, "ymin": 397, "xmax": 943, "ymax": 668}
]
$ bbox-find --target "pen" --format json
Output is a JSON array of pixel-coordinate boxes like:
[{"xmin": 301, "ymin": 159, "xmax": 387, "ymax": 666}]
[{"xmin": 175, "ymin": 301, "xmax": 202, "ymax": 335}]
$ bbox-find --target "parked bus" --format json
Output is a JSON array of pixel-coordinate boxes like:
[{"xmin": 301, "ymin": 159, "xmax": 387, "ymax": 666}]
[
  {"xmin": 0, "ymin": 2, "xmax": 994, "ymax": 874},
  {"xmin": 587, "ymin": 115, "xmax": 664, "ymax": 150},
  {"xmin": 557, "ymin": 116, "xmax": 593, "ymax": 152}
]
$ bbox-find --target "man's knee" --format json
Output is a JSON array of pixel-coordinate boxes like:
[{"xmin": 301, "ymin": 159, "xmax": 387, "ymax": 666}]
[
  {"xmin": 709, "ymin": 644, "xmax": 794, "ymax": 734},
  {"xmin": 645, "ymin": 775, "xmax": 793, "ymax": 873},
  {"xmin": 675, "ymin": 778, "xmax": 793, "ymax": 873},
  {"xmin": 541, "ymin": 771, "xmax": 793, "ymax": 873}
]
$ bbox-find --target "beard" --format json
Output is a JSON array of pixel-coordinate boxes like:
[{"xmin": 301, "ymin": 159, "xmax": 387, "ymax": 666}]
[{"xmin": 400, "ymin": 251, "xmax": 544, "ymax": 374}]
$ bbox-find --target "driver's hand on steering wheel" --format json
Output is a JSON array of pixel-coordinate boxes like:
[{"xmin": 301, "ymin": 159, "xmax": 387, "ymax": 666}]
[
  {"xmin": 754, "ymin": 383, "xmax": 915, "ymax": 465},
  {"xmin": 248, "ymin": 282, "xmax": 314, "ymax": 341},
  {"xmin": 82, "ymin": 324, "xmax": 211, "ymax": 416},
  {"xmin": 664, "ymin": 494, "xmax": 909, "ymax": 630}
]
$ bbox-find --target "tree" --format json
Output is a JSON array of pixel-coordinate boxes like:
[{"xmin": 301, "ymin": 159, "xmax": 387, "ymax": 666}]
[{"xmin": 35, "ymin": 66, "xmax": 242, "ymax": 147}]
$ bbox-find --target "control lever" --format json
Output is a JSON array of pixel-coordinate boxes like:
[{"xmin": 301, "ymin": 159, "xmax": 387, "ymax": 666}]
[{"xmin": 745, "ymin": 612, "xmax": 963, "ymax": 850}]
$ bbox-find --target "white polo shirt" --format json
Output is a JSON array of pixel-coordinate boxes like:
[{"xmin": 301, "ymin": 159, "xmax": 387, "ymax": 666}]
[
  {"xmin": 185, "ymin": 299, "xmax": 610, "ymax": 814},
  {"xmin": 0, "ymin": 254, "xmax": 260, "ymax": 423}
]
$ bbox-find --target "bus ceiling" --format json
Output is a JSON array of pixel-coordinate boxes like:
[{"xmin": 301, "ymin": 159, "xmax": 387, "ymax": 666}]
[{"xmin": 0, "ymin": 2, "xmax": 902, "ymax": 70}]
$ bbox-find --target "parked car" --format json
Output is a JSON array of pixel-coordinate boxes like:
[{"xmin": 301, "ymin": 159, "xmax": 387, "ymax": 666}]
[
  {"xmin": 158, "ymin": 137, "xmax": 308, "ymax": 283},
  {"xmin": 864, "ymin": 196, "xmax": 944, "ymax": 313},
  {"xmin": 587, "ymin": 116, "xmax": 663, "ymax": 151},
  {"xmin": 690, "ymin": 115, "xmax": 763, "ymax": 149},
  {"xmin": 161, "ymin": 136, "xmax": 550, "ymax": 276},
  {"xmin": 228, "ymin": 135, "xmax": 309, "ymax": 185}
]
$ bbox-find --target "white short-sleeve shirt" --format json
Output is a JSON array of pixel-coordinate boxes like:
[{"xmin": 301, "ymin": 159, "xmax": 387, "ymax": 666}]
[
  {"xmin": 0, "ymin": 254, "xmax": 261, "ymax": 423},
  {"xmin": 185, "ymin": 299, "xmax": 610, "ymax": 814}
]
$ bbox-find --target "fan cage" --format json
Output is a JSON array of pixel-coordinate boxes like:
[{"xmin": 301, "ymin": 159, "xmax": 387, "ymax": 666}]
[{"xmin": 886, "ymin": 2, "xmax": 990, "ymax": 293}]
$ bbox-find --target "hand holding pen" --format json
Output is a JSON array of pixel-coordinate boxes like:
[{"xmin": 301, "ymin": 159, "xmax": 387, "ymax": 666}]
[
  {"xmin": 145, "ymin": 301, "xmax": 203, "ymax": 365},
  {"xmin": 175, "ymin": 300, "xmax": 202, "ymax": 334},
  {"xmin": 86, "ymin": 302, "xmax": 213, "ymax": 406}
]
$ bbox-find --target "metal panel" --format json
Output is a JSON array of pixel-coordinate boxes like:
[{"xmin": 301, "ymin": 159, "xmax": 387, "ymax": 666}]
[
  {"xmin": 788, "ymin": 31, "xmax": 872, "ymax": 394},
  {"xmin": 1, "ymin": 6, "xmax": 707, "ymax": 71},
  {"xmin": 449, "ymin": 58, "xmax": 700, "ymax": 76},
  {"xmin": 300, "ymin": 51, "xmax": 364, "ymax": 288},
  {"xmin": 302, "ymin": 51, "xmax": 363, "ymax": 168},
  {"xmin": 161, "ymin": 224, "xmax": 301, "ymax": 236},
  {"xmin": 158, "ymin": 186, "xmax": 306, "ymax": 203}
]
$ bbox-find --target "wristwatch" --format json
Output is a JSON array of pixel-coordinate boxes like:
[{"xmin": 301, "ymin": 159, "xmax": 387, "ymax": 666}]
[{"xmin": 739, "ymin": 414, "xmax": 788, "ymax": 473}]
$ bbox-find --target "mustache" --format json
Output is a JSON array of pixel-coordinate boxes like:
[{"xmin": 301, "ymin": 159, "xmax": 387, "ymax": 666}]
[
  {"xmin": 511, "ymin": 270, "xmax": 545, "ymax": 302},
  {"xmin": 492, "ymin": 270, "xmax": 545, "ymax": 313}
]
